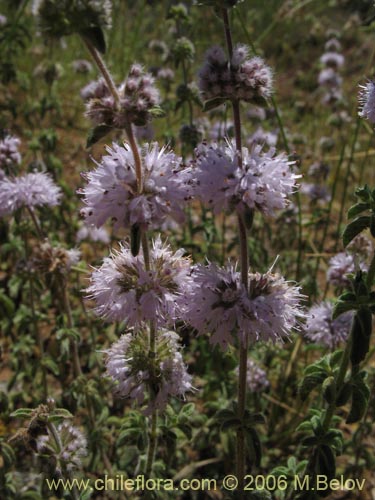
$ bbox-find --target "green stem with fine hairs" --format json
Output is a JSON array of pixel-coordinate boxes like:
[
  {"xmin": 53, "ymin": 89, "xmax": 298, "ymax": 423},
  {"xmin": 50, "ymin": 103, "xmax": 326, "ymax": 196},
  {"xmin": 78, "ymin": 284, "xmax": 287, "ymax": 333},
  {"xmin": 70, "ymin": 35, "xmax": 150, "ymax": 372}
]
[
  {"xmin": 335, "ymin": 117, "xmax": 361, "ymax": 252},
  {"xmin": 222, "ymin": 8, "xmax": 249, "ymax": 496},
  {"xmin": 47, "ymin": 421, "xmax": 80, "ymax": 500},
  {"xmin": 82, "ymin": 37, "xmax": 120, "ymax": 105}
]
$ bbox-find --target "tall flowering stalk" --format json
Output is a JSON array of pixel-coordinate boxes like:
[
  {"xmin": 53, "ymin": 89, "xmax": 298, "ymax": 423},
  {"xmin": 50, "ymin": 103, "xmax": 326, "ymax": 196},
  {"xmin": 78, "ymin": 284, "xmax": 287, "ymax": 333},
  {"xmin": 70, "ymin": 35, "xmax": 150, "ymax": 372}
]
[
  {"xmin": 73, "ymin": 17, "xmax": 193, "ymax": 476},
  {"xmin": 193, "ymin": 4, "xmax": 303, "ymax": 494}
]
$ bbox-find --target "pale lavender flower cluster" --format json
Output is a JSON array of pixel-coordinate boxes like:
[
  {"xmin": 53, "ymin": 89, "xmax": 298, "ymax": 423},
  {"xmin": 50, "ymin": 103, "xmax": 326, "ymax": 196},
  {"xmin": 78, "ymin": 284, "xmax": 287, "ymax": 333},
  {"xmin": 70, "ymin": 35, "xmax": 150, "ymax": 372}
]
[
  {"xmin": 87, "ymin": 237, "xmax": 192, "ymax": 327},
  {"xmin": 36, "ymin": 422, "xmax": 87, "ymax": 473},
  {"xmin": 300, "ymin": 183, "xmax": 330, "ymax": 204},
  {"xmin": 183, "ymin": 262, "xmax": 304, "ymax": 350},
  {"xmin": 247, "ymin": 127, "xmax": 278, "ymax": 149},
  {"xmin": 0, "ymin": 172, "xmax": 61, "ymax": 217},
  {"xmin": 318, "ymin": 36, "xmax": 343, "ymax": 104},
  {"xmin": 72, "ymin": 59, "xmax": 92, "ymax": 74},
  {"xmin": 0, "ymin": 134, "xmax": 22, "ymax": 170},
  {"xmin": 84, "ymin": 64, "xmax": 161, "ymax": 128},
  {"xmin": 327, "ymin": 252, "xmax": 368, "ymax": 288},
  {"xmin": 198, "ymin": 44, "xmax": 272, "ymax": 103},
  {"xmin": 76, "ymin": 224, "xmax": 110, "ymax": 244},
  {"xmin": 79, "ymin": 142, "xmax": 192, "ymax": 231},
  {"xmin": 304, "ymin": 301, "xmax": 352, "ymax": 349},
  {"xmin": 193, "ymin": 141, "xmax": 299, "ymax": 217},
  {"xmin": 32, "ymin": 240, "xmax": 80, "ymax": 276},
  {"xmin": 235, "ymin": 359, "xmax": 269, "ymax": 393},
  {"xmin": 358, "ymin": 80, "xmax": 375, "ymax": 124},
  {"xmin": 104, "ymin": 328, "xmax": 192, "ymax": 414}
]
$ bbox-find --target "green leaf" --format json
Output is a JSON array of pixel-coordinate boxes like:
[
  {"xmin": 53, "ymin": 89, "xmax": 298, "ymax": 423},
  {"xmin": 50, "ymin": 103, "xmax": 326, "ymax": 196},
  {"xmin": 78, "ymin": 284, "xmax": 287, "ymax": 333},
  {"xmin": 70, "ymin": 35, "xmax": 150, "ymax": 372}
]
[
  {"xmin": 350, "ymin": 308, "xmax": 372, "ymax": 366},
  {"xmin": 246, "ymin": 428, "xmax": 262, "ymax": 467},
  {"xmin": 301, "ymin": 436, "xmax": 318, "ymax": 447},
  {"xmin": 347, "ymin": 202, "xmax": 370, "ymax": 219},
  {"xmin": 346, "ymin": 374, "xmax": 370, "ymax": 424},
  {"xmin": 336, "ymin": 381, "xmax": 352, "ymax": 407},
  {"xmin": 371, "ymin": 214, "xmax": 375, "ymax": 238},
  {"xmin": 10, "ymin": 408, "xmax": 33, "ymax": 419},
  {"xmin": 322, "ymin": 376, "xmax": 336, "ymax": 405},
  {"xmin": 355, "ymin": 185, "xmax": 371, "ymax": 202},
  {"xmin": 41, "ymin": 356, "xmax": 60, "ymax": 376},
  {"xmin": 317, "ymin": 444, "xmax": 336, "ymax": 481},
  {"xmin": 130, "ymin": 223, "xmax": 142, "ymax": 256},
  {"xmin": 20, "ymin": 493, "xmax": 44, "ymax": 500},
  {"xmin": 81, "ymin": 26, "xmax": 106, "ymax": 53},
  {"xmin": 149, "ymin": 105, "xmax": 165, "ymax": 118},
  {"xmin": 220, "ymin": 417, "xmax": 242, "ymax": 431},
  {"xmin": 299, "ymin": 372, "xmax": 327, "ymax": 401},
  {"xmin": 332, "ymin": 298, "xmax": 357, "ymax": 319},
  {"xmin": 342, "ymin": 216, "xmax": 371, "ymax": 247},
  {"xmin": 202, "ymin": 97, "xmax": 227, "ymax": 111},
  {"xmin": 0, "ymin": 290, "xmax": 15, "ymax": 316},
  {"xmin": 215, "ymin": 409, "xmax": 236, "ymax": 422},
  {"xmin": 86, "ymin": 124, "xmax": 112, "ymax": 148},
  {"xmin": 1, "ymin": 442, "xmax": 16, "ymax": 467},
  {"xmin": 49, "ymin": 408, "xmax": 73, "ymax": 420}
]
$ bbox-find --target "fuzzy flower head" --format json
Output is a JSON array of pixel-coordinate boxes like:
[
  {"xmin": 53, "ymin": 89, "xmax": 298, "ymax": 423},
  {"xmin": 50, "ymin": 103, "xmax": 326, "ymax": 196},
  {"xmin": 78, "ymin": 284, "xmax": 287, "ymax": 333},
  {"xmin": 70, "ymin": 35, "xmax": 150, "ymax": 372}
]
[
  {"xmin": 76, "ymin": 224, "xmax": 110, "ymax": 244},
  {"xmin": 198, "ymin": 44, "xmax": 272, "ymax": 104},
  {"xmin": 72, "ymin": 59, "xmax": 92, "ymax": 74},
  {"xmin": 235, "ymin": 359, "xmax": 269, "ymax": 393},
  {"xmin": 84, "ymin": 64, "xmax": 161, "ymax": 128},
  {"xmin": 37, "ymin": 422, "xmax": 87, "ymax": 473},
  {"xmin": 0, "ymin": 134, "xmax": 21, "ymax": 170},
  {"xmin": 0, "ymin": 172, "xmax": 61, "ymax": 217},
  {"xmin": 33, "ymin": 0, "xmax": 111, "ymax": 40},
  {"xmin": 358, "ymin": 81, "xmax": 375, "ymax": 124},
  {"xmin": 32, "ymin": 240, "xmax": 80, "ymax": 278},
  {"xmin": 304, "ymin": 301, "xmax": 352, "ymax": 349},
  {"xmin": 80, "ymin": 142, "xmax": 192, "ymax": 231},
  {"xmin": 301, "ymin": 183, "xmax": 330, "ymax": 203},
  {"xmin": 87, "ymin": 237, "xmax": 192, "ymax": 327},
  {"xmin": 104, "ymin": 328, "xmax": 192, "ymax": 414},
  {"xmin": 320, "ymin": 52, "xmax": 344, "ymax": 69},
  {"xmin": 327, "ymin": 251, "xmax": 368, "ymax": 288},
  {"xmin": 184, "ymin": 262, "xmax": 304, "ymax": 350},
  {"xmin": 193, "ymin": 141, "xmax": 299, "ymax": 217}
]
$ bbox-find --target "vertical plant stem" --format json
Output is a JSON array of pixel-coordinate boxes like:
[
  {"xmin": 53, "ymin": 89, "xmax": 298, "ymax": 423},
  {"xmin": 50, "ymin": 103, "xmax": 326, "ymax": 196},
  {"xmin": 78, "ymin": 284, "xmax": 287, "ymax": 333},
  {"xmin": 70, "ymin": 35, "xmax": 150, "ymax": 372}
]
[
  {"xmin": 145, "ymin": 409, "xmax": 158, "ymax": 477},
  {"xmin": 21, "ymin": 217, "xmax": 47, "ymax": 399},
  {"xmin": 335, "ymin": 118, "xmax": 361, "ymax": 252},
  {"xmin": 26, "ymin": 206, "xmax": 45, "ymax": 240},
  {"xmin": 30, "ymin": 277, "xmax": 48, "ymax": 399},
  {"xmin": 124, "ymin": 122, "xmax": 143, "ymax": 193},
  {"xmin": 82, "ymin": 37, "xmax": 120, "ymax": 105},
  {"xmin": 47, "ymin": 421, "xmax": 80, "ymax": 500},
  {"xmin": 62, "ymin": 283, "xmax": 82, "ymax": 378},
  {"xmin": 142, "ymin": 233, "xmax": 158, "ymax": 476},
  {"xmin": 313, "ymin": 142, "xmax": 346, "ymax": 286},
  {"xmin": 222, "ymin": 8, "xmax": 249, "ymax": 494}
]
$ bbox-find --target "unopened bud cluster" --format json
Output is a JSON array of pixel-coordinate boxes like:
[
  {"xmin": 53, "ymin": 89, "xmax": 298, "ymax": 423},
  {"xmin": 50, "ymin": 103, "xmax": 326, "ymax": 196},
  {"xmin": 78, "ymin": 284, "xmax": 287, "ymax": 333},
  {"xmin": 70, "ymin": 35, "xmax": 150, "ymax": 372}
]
[
  {"xmin": 84, "ymin": 64, "xmax": 161, "ymax": 128},
  {"xmin": 33, "ymin": 0, "xmax": 112, "ymax": 38},
  {"xmin": 198, "ymin": 44, "xmax": 272, "ymax": 104}
]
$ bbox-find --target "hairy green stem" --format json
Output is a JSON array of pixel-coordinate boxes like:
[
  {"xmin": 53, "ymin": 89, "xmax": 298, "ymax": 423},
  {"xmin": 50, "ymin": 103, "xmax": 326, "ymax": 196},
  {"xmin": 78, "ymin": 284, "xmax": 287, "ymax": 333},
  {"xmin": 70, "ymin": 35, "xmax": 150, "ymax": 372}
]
[
  {"xmin": 366, "ymin": 250, "xmax": 375, "ymax": 289},
  {"xmin": 124, "ymin": 121, "xmax": 143, "ymax": 193},
  {"xmin": 222, "ymin": 8, "xmax": 249, "ymax": 495},
  {"xmin": 82, "ymin": 37, "xmax": 120, "ymax": 105},
  {"xmin": 62, "ymin": 283, "xmax": 82, "ymax": 378},
  {"xmin": 47, "ymin": 421, "xmax": 80, "ymax": 500},
  {"xmin": 335, "ymin": 118, "xmax": 361, "ymax": 252},
  {"xmin": 314, "ymin": 142, "xmax": 346, "ymax": 287}
]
